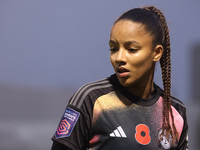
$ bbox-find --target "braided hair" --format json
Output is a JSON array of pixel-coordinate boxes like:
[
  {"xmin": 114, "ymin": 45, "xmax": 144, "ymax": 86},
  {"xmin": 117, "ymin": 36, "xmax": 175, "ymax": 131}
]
[{"xmin": 114, "ymin": 6, "xmax": 179, "ymax": 145}]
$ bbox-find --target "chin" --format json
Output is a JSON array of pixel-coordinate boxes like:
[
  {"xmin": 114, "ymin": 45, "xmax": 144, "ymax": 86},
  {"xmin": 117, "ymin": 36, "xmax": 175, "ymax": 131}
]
[
  {"xmin": 118, "ymin": 78, "xmax": 133, "ymax": 88},
  {"xmin": 118, "ymin": 77, "xmax": 141, "ymax": 89}
]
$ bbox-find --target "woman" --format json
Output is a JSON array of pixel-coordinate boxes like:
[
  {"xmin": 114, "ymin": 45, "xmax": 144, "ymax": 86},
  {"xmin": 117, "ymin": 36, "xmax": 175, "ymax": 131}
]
[{"xmin": 51, "ymin": 6, "xmax": 188, "ymax": 150}]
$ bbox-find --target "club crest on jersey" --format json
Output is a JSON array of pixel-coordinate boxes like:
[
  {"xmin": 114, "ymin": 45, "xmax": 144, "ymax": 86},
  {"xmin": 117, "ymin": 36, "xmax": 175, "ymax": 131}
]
[
  {"xmin": 55, "ymin": 107, "xmax": 80, "ymax": 139},
  {"xmin": 158, "ymin": 128, "xmax": 172, "ymax": 149}
]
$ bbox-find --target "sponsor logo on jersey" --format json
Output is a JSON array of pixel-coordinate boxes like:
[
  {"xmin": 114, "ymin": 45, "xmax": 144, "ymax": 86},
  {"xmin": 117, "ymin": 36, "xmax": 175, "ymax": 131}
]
[
  {"xmin": 55, "ymin": 107, "xmax": 80, "ymax": 139},
  {"xmin": 110, "ymin": 126, "xmax": 127, "ymax": 138},
  {"xmin": 158, "ymin": 128, "xmax": 172, "ymax": 149}
]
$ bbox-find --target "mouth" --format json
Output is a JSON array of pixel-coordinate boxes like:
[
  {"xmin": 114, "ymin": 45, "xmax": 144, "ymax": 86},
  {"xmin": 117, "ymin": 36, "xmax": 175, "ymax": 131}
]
[{"xmin": 116, "ymin": 67, "xmax": 129, "ymax": 78}]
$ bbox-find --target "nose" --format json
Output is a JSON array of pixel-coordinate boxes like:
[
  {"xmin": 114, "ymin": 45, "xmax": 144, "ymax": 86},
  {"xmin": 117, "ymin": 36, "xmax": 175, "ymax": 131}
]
[{"xmin": 115, "ymin": 49, "xmax": 126, "ymax": 64}]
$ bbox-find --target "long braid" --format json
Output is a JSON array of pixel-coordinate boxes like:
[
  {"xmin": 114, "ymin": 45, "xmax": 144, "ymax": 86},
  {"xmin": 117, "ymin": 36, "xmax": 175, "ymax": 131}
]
[{"xmin": 143, "ymin": 6, "xmax": 179, "ymax": 144}]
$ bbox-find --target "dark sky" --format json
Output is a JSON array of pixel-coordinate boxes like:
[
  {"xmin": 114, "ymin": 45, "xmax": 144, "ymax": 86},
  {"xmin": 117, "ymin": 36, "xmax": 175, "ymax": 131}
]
[{"xmin": 0, "ymin": 0, "xmax": 200, "ymax": 102}]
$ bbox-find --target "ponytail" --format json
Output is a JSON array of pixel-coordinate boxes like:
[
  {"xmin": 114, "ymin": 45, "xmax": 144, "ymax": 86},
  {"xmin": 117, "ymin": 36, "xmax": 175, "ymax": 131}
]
[{"xmin": 143, "ymin": 6, "xmax": 179, "ymax": 144}]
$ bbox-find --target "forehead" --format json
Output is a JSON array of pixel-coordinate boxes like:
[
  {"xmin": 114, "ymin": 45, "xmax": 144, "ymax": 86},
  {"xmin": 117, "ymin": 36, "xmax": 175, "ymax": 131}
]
[{"xmin": 110, "ymin": 20, "xmax": 152, "ymax": 42}]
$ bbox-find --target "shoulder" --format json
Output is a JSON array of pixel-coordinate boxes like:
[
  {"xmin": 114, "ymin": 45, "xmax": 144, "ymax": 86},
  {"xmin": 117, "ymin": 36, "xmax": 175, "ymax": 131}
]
[
  {"xmin": 156, "ymin": 85, "xmax": 186, "ymax": 116},
  {"xmin": 170, "ymin": 96, "xmax": 187, "ymax": 119},
  {"xmin": 68, "ymin": 77, "xmax": 115, "ymax": 109},
  {"xmin": 170, "ymin": 96, "xmax": 186, "ymax": 109}
]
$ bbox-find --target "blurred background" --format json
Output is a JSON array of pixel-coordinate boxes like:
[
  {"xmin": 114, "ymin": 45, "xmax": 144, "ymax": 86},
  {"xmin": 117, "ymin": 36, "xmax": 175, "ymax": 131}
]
[{"xmin": 0, "ymin": 0, "xmax": 199, "ymax": 149}]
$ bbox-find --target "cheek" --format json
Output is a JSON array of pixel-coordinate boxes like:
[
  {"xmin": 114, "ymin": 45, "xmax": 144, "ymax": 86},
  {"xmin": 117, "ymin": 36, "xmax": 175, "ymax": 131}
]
[
  {"xmin": 129, "ymin": 53, "xmax": 154, "ymax": 70},
  {"xmin": 110, "ymin": 55, "xmax": 115, "ymax": 66}
]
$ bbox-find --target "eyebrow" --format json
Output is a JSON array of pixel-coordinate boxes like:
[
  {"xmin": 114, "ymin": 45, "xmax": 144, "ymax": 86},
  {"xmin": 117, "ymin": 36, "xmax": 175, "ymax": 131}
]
[
  {"xmin": 109, "ymin": 40, "xmax": 116, "ymax": 45},
  {"xmin": 109, "ymin": 40, "xmax": 140, "ymax": 45},
  {"xmin": 124, "ymin": 41, "xmax": 141, "ymax": 45}
]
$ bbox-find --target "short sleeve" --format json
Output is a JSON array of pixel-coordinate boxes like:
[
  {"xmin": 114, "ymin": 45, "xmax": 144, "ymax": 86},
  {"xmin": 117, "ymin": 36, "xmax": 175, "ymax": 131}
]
[
  {"xmin": 51, "ymin": 105, "xmax": 91, "ymax": 150},
  {"xmin": 51, "ymin": 77, "xmax": 113, "ymax": 149}
]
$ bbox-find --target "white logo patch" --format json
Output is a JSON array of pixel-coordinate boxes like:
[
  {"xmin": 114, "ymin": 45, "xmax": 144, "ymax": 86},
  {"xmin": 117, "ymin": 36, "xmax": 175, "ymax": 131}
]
[
  {"xmin": 110, "ymin": 126, "xmax": 127, "ymax": 138},
  {"xmin": 158, "ymin": 129, "xmax": 172, "ymax": 149}
]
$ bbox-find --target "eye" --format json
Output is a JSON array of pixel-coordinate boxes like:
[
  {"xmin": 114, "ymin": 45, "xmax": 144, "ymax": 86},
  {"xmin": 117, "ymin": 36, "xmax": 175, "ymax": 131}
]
[
  {"xmin": 128, "ymin": 48, "xmax": 138, "ymax": 53},
  {"xmin": 109, "ymin": 47, "xmax": 118, "ymax": 53}
]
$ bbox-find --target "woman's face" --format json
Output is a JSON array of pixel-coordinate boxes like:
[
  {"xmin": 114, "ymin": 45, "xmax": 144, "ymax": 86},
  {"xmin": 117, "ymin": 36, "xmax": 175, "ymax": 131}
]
[{"xmin": 109, "ymin": 20, "xmax": 160, "ymax": 91}]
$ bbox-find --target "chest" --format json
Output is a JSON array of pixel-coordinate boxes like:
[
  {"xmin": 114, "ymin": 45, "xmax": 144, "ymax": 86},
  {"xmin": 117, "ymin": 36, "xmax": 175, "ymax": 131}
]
[{"xmin": 89, "ymin": 92, "xmax": 168, "ymax": 149}]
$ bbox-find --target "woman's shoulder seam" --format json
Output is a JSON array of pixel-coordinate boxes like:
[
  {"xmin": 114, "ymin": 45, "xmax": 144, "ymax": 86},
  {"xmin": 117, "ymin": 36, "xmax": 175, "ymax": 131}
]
[
  {"xmin": 69, "ymin": 78, "xmax": 113, "ymax": 108},
  {"xmin": 157, "ymin": 86, "xmax": 186, "ymax": 109},
  {"xmin": 171, "ymin": 96, "xmax": 185, "ymax": 109}
]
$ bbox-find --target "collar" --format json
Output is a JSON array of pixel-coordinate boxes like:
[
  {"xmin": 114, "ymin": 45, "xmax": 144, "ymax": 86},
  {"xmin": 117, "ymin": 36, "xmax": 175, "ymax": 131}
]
[{"xmin": 109, "ymin": 74, "xmax": 161, "ymax": 107}]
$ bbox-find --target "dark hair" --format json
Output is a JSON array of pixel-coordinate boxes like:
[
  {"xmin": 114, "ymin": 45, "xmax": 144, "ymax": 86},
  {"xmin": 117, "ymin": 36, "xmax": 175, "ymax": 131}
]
[{"xmin": 115, "ymin": 6, "xmax": 179, "ymax": 145}]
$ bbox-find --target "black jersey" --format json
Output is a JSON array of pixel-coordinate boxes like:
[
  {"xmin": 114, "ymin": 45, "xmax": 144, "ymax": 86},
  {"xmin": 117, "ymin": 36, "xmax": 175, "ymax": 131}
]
[{"xmin": 51, "ymin": 74, "xmax": 188, "ymax": 150}]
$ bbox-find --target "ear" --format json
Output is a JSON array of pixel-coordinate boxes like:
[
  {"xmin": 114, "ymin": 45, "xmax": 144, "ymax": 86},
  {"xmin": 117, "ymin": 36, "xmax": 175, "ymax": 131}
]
[{"xmin": 153, "ymin": 45, "xmax": 164, "ymax": 62}]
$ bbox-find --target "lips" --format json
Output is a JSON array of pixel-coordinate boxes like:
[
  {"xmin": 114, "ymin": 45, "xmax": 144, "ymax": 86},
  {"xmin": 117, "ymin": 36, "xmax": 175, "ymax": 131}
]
[{"xmin": 116, "ymin": 67, "xmax": 129, "ymax": 78}]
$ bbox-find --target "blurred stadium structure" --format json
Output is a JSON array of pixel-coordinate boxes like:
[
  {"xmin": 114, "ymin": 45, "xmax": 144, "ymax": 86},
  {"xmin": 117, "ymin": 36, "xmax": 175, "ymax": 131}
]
[
  {"xmin": 188, "ymin": 43, "xmax": 200, "ymax": 149},
  {"xmin": 0, "ymin": 84, "xmax": 76, "ymax": 150}
]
